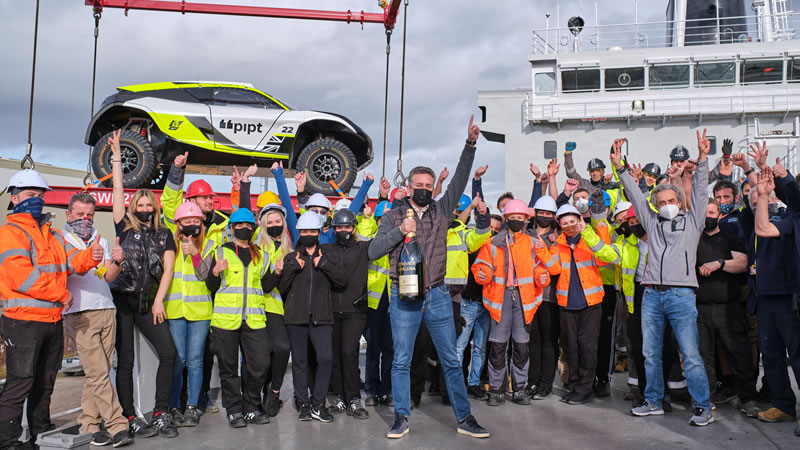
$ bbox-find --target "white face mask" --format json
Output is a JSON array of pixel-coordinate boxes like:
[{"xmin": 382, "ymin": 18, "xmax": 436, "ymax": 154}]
[
  {"xmin": 658, "ymin": 204, "xmax": 679, "ymax": 220},
  {"xmin": 574, "ymin": 198, "xmax": 589, "ymax": 214}
]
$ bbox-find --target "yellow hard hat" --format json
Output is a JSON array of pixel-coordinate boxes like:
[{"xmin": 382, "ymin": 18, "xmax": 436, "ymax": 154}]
[{"xmin": 256, "ymin": 191, "xmax": 280, "ymax": 209}]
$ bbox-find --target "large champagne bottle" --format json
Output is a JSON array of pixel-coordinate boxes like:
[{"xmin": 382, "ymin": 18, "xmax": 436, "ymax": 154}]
[{"xmin": 399, "ymin": 209, "xmax": 425, "ymax": 301}]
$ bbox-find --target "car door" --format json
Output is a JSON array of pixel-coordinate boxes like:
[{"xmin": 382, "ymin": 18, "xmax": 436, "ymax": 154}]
[{"xmin": 207, "ymin": 87, "xmax": 284, "ymax": 151}]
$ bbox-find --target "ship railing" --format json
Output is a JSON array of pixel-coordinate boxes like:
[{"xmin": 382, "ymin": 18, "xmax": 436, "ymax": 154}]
[{"xmin": 531, "ymin": 12, "xmax": 799, "ymax": 55}]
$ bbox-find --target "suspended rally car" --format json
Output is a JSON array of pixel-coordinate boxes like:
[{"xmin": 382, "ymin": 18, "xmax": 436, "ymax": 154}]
[{"xmin": 85, "ymin": 82, "xmax": 373, "ymax": 195}]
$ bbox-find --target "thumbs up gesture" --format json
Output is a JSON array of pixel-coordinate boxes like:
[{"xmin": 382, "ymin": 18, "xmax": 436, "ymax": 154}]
[
  {"xmin": 313, "ymin": 249, "xmax": 323, "ymax": 267},
  {"xmin": 275, "ymin": 256, "xmax": 284, "ymax": 275},
  {"xmin": 111, "ymin": 237, "xmax": 124, "ymax": 263},
  {"xmin": 213, "ymin": 257, "xmax": 228, "ymax": 277},
  {"xmin": 173, "ymin": 151, "xmax": 189, "ymax": 169},
  {"xmin": 295, "ymin": 252, "xmax": 305, "ymax": 269},
  {"xmin": 91, "ymin": 236, "xmax": 104, "ymax": 262},
  {"xmin": 181, "ymin": 237, "xmax": 198, "ymax": 256}
]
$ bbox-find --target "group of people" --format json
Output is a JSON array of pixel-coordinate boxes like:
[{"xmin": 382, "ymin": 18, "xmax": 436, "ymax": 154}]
[{"xmin": 1, "ymin": 116, "xmax": 799, "ymax": 448}]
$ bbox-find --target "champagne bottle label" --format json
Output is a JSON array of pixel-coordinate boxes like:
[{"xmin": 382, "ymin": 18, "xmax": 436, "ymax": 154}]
[{"xmin": 398, "ymin": 261, "xmax": 419, "ymax": 296}]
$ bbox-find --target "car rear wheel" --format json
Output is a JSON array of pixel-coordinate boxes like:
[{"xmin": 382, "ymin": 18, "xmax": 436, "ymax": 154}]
[
  {"xmin": 92, "ymin": 129, "xmax": 158, "ymax": 189},
  {"xmin": 295, "ymin": 137, "xmax": 358, "ymax": 196}
]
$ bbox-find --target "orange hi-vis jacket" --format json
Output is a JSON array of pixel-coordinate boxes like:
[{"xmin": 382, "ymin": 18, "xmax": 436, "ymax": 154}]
[
  {"xmin": 0, "ymin": 213, "xmax": 100, "ymax": 323},
  {"xmin": 535, "ymin": 225, "xmax": 619, "ymax": 308},
  {"xmin": 471, "ymin": 230, "xmax": 550, "ymax": 325}
]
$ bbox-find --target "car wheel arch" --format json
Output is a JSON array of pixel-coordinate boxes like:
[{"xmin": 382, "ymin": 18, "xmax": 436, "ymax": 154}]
[{"xmin": 289, "ymin": 119, "xmax": 370, "ymax": 168}]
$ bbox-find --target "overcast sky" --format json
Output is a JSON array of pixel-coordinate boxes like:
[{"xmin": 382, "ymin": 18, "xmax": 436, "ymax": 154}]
[{"xmin": 0, "ymin": 0, "xmax": 664, "ymax": 204}]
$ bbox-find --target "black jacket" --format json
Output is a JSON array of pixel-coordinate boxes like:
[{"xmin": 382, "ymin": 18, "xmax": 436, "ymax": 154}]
[
  {"xmin": 326, "ymin": 238, "xmax": 371, "ymax": 313},
  {"xmin": 279, "ymin": 244, "xmax": 347, "ymax": 325}
]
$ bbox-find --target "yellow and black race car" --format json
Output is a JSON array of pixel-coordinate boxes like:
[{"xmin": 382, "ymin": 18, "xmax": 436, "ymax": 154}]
[{"xmin": 85, "ymin": 81, "xmax": 372, "ymax": 195}]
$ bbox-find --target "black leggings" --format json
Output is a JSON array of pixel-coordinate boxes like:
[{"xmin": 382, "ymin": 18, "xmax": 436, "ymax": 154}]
[
  {"xmin": 264, "ymin": 313, "xmax": 291, "ymax": 391},
  {"xmin": 331, "ymin": 312, "xmax": 368, "ymax": 402},
  {"xmin": 287, "ymin": 324, "xmax": 333, "ymax": 408},
  {"xmin": 113, "ymin": 292, "xmax": 178, "ymax": 417},
  {"xmin": 528, "ymin": 301, "xmax": 560, "ymax": 389}
]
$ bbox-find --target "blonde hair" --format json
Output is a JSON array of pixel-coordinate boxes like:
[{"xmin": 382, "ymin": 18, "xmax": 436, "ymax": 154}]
[
  {"xmin": 173, "ymin": 220, "xmax": 206, "ymax": 257},
  {"xmin": 258, "ymin": 210, "xmax": 294, "ymax": 257},
  {"xmin": 124, "ymin": 189, "xmax": 162, "ymax": 232}
]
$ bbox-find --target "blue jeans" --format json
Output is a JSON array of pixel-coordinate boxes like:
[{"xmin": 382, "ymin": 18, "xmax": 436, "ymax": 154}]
[
  {"xmin": 168, "ymin": 318, "xmax": 210, "ymax": 408},
  {"xmin": 389, "ymin": 285, "xmax": 471, "ymax": 421},
  {"xmin": 642, "ymin": 287, "xmax": 710, "ymax": 410},
  {"xmin": 456, "ymin": 299, "xmax": 490, "ymax": 387}
]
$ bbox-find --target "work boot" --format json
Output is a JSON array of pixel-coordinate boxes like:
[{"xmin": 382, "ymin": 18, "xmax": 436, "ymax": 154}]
[
  {"xmin": 523, "ymin": 382, "xmax": 538, "ymax": 399},
  {"xmin": 264, "ymin": 386, "xmax": 281, "ymax": 417},
  {"xmin": 758, "ymin": 407, "xmax": 796, "ymax": 423},
  {"xmin": 347, "ymin": 399, "xmax": 369, "ymax": 419},
  {"xmin": 739, "ymin": 400, "xmax": 761, "ymax": 418},
  {"xmin": 594, "ymin": 381, "xmax": 611, "ymax": 398},
  {"xmin": 127, "ymin": 416, "xmax": 157, "ymax": 438},
  {"xmin": 710, "ymin": 388, "xmax": 737, "ymax": 406},
  {"xmin": 487, "ymin": 392, "xmax": 505, "ymax": 406},
  {"xmin": 227, "ymin": 412, "xmax": 247, "ymax": 428},
  {"xmin": 168, "ymin": 408, "xmax": 185, "ymax": 427},
  {"xmin": 512, "ymin": 391, "xmax": 531, "ymax": 405},
  {"xmin": 614, "ymin": 354, "xmax": 627, "ymax": 373},
  {"xmin": 567, "ymin": 392, "xmax": 591, "ymax": 405},
  {"xmin": 181, "ymin": 406, "xmax": 200, "ymax": 427},
  {"xmin": 152, "ymin": 411, "xmax": 179, "ymax": 438},
  {"xmin": 245, "ymin": 410, "xmax": 270, "ymax": 425},
  {"xmin": 467, "ymin": 385, "xmax": 489, "ymax": 401},
  {"xmin": 364, "ymin": 395, "xmax": 379, "ymax": 407},
  {"xmin": 532, "ymin": 385, "xmax": 552, "ymax": 400}
]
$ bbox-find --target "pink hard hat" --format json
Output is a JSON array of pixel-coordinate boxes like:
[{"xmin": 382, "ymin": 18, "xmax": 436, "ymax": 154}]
[
  {"xmin": 174, "ymin": 202, "xmax": 204, "ymax": 222},
  {"xmin": 502, "ymin": 199, "xmax": 530, "ymax": 218}
]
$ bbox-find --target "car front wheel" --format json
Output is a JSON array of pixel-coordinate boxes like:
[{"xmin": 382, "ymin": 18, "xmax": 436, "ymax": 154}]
[{"xmin": 295, "ymin": 137, "xmax": 358, "ymax": 196}]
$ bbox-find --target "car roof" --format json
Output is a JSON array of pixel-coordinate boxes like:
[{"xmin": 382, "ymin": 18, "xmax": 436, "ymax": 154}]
[{"xmin": 118, "ymin": 81, "xmax": 256, "ymax": 92}]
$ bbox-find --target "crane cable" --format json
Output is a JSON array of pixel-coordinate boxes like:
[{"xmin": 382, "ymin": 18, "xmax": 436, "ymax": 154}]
[
  {"xmin": 392, "ymin": 0, "xmax": 409, "ymax": 188},
  {"xmin": 380, "ymin": 28, "xmax": 391, "ymax": 179},
  {"xmin": 84, "ymin": 8, "xmax": 102, "ymax": 186},
  {"xmin": 22, "ymin": 0, "xmax": 41, "ymax": 171}
]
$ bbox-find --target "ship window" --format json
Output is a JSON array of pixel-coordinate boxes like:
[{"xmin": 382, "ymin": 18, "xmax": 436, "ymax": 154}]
[
  {"xmin": 561, "ymin": 69, "xmax": 601, "ymax": 93},
  {"xmin": 605, "ymin": 67, "xmax": 644, "ymax": 91},
  {"xmin": 649, "ymin": 64, "xmax": 690, "ymax": 88},
  {"xmin": 535, "ymin": 73, "xmax": 557, "ymax": 96},
  {"xmin": 790, "ymin": 58, "xmax": 800, "ymax": 82},
  {"xmin": 707, "ymin": 136, "xmax": 717, "ymax": 155},
  {"xmin": 694, "ymin": 62, "xmax": 735, "ymax": 86},
  {"xmin": 741, "ymin": 60, "xmax": 784, "ymax": 84},
  {"xmin": 544, "ymin": 140, "xmax": 558, "ymax": 159}
]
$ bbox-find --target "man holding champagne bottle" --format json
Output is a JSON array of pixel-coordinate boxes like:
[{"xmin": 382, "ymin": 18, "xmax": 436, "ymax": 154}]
[{"xmin": 368, "ymin": 116, "xmax": 490, "ymax": 440}]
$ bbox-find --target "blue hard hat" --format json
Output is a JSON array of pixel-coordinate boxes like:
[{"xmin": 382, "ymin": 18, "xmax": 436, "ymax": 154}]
[
  {"xmin": 228, "ymin": 208, "xmax": 257, "ymax": 227},
  {"xmin": 375, "ymin": 201, "xmax": 391, "ymax": 218},
  {"xmin": 456, "ymin": 194, "xmax": 471, "ymax": 212},
  {"xmin": 588, "ymin": 191, "xmax": 611, "ymax": 207}
]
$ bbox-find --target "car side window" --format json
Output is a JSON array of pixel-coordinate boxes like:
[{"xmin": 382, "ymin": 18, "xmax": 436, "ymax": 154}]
[{"xmin": 212, "ymin": 88, "xmax": 281, "ymax": 109}]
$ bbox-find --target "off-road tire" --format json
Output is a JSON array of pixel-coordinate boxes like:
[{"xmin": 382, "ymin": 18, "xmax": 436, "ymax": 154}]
[
  {"xmin": 92, "ymin": 129, "xmax": 158, "ymax": 189},
  {"xmin": 295, "ymin": 138, "xmax": 357, "ymax": 196}
]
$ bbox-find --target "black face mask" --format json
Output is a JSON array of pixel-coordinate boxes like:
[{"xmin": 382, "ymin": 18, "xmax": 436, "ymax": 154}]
[
  {"xmin": 491, "ymin": 230, "xmax": 498, "ymax": 237},
  {"xmin": 233, "ymin": 227, "xmax": 253, "ymax": 241},
  {"xmin": 336, "ymin": 231, "xmax": 353, "ymax": 244},
  {"xmin": 181, "ymin": 224, "xmax": 202, "ymax": 237},
  {"xmin": 535, "ymin": 215, "xmax": 554, "ymax": 228},
  {"xmin": 134, "ymin": 211, "xmax": 154, "ymax": 223},
  {"xmin": 298, "ymin": 235, "xmax": 318, "ymax": 248},
  {"xmin": 449, "ymin": 220, "xmax": 460, "ymax": 229},
  {"xmin": 704, "ymin": 217, "xmax": 719, "ymax": 232},
  {"xmin": 323, "ymin": 215, "xmax": 332, "ymax": 229},
  {"xmin": 616, "ymin": 223, "xmax": 632, "ymax": 237},
  {"xmin": 507, "ymin": 219, "xmax": 525, "ymax": 233},
  {"xmin": 266, "ymin": 225, "xmax": 283, "ymax": 238},
  {"xmin": 630, "ymin": 223, "xmax": 646, "ymax": 238},
  {"xmin": 412, "ymin": 188, "xmax": 433, "ymax": 207}
]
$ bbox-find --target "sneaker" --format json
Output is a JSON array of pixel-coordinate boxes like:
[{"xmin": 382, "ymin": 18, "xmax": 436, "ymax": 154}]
[
  {"xmin": 631, "ymin": 402, "xmax": 665, "ymax": 417},
  {"xmin": 91, "ymin": 431, "xmax": 112, "ymax": 446},
  {"xmin": 522, "ymin": 382, "xmax": 538, "ymax": 398},
  {"xmin": 758, "ymin": 407, "xmax": 796, "ymax": 423},
  {"xmin": 567, "ymin": 392, "xmax": 592, "ymax": 405},
  {"xmin": 689, "ymin": 407, "xmax": 714, "ymax": 426},
  {"xmin": 594, "ymin": 381, "xmax": 610, "ymax": 398},
  {"xmin": 487, "ymin": 392, "xmax": 505, "ymax": 406},
  {"xmin": 111, "ymin": 431, "xmax": 133, "ymax": 448},
  {"xmin": 457, "ymin": 414, "xmax": 490, "ymax": 438},
  {"xmin": 227, "ymin": 412, "xmax": 247, "ymax": 428},
  {"xmin": 386, "ymin": 415, "xmax": 409, "ymax": 439},
  {"xmin": 329, "ymin": 397, "xmax": 346, "ymax": 415},
  {"xmin": 559, "ymin": 392, "xmax": 575, "ymax": 403},
  {"xmin": 245, "ymin": 410, "xmax": 270, "ymax": 425},
  {"xmin": 311, "ymin": 405, "xmax": 334, "ymax": 423},
  {"xmin": 152, "ymin": 412, "xmax": 179, "ymax": 438},
  {"xmin": 347, "ymin": 399, "xmax": 369, "ymax": 419},
  {"xmin": 739, "ymin": 400, "xmax": 761, "ymax": 418},
  {"xmin": 512, "ymin": 391, "xmax": 531, "ymax": 405},
  {"xmin": 365, "ymin": 395, "xmax": 379, "ymax": 406},
  {"xmin": 264, "ymin": 386, "xmax": 282, "ymax": 417},
  {"xmin": 533, "ymin": 386, "xmax": 552, "ymax": 400},
  {"xmin": 205, "ymin": 405, "xmax": 219, "ymax": 414},
  {"xmin": 127, "ymin": 416, "xmax": 157, "ymax": 438},
  {"xmin": 662, "ymin": 399, "xmax": 672, "ymax": 413},
  {"xmin": 168, "ymin": 407, "xmax": 185, "ymax": 427},
  {"xmin": 298, "ymin": 403, "xmax": 312, "ymax": 421},
  {"xmin": 379, "ymin": 394, "xmax": 394, "ymax": 406},
  {"xmin": 467, "ymin": 385, "xmax": 489, "ymax": 401},
  {"xmin": 182, "ymin": 406, "xmax": 200, "ymax": 427},
  {"xmin": 710, "ymin": 389, "xmax": 737, "ymax": 406}
]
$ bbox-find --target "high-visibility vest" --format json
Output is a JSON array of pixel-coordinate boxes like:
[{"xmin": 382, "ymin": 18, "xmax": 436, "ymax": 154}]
[
  {"xmin": 536, "ymin": 226, "xmax": 619, "ymax": 308},
  {"xmin": 165, "ymin": 237, "xmax": 216, "ymax": 321},
  {"xmin": 162, "ymin": 183, "xmax": 230, "ymax": 247},
  {"xmin": 261, "ymin": 238, "xmax": 285, "ymax": 315},
  {"xmin": 471, "ymin": 231, "xmax": 548, "ymax": 324},
  {"xmin": 611, "ymin": 232, "xmax": 639, "ymax": 314},
  {"xmin": 356, "ymin": 215, "xmax": 387, "ymax": 310},
  {"xmin": 211, "ymin": 246, "xmax": 269, "ymax": 330},
  {"xmin": 0, "ymin": 214, "xmax": 98, "ymax": 323},
  {"xmin": 445, "ymin": 220, "xmax": 491, "ymax": 286}
]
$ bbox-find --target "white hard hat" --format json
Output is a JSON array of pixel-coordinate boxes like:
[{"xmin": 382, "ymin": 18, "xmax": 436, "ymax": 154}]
[
  {"xmin": 556, "ymin": 204, "xmax": 581, "ymax": 219},
  {"xmin": 334, "ymin": 198, "xmax": 351, "ymax": 211},
  {"xmin": 612, "ymin": 201, "xmax": 632, "ymax": 220},
  {"xmin": 307, "ymin": 193, "xmax": 331, "ymax": 210},
  {"xmin": 297, "ymin": 211, "xmax": 323, "ymax": 230},
  {"xmin": 533, "ymin": 196, "xmax": 558, "ymax": 213},
  {"xmin": 7, "ymin": 169, "xmax": 50, "ymax": 193}
]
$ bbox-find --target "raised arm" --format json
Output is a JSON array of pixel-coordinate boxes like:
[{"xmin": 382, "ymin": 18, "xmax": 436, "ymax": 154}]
[
  {"xmin": 472, "ymin": 165, "xmax": 487, "ymax": 200},
  {"xmin": 691, "ymin": 129, "xmax": 711, "ymax": 227},
  {"xmin": 271, "ymin": 162, "xmax": 299, "ymax": 244},
  {"xmin": 109, "ymin": 130, "xmax": 126, "ymax": 224},
  {"xmin": 349, "ymin": 173, "xmax": 375, "ymax": 214},
  {"xmin": 433, "ymin": 167, "xmax": 449, "ymax": 199},
  {"xmin": 437, "ymin": 116, "xmax": 479, "ymax": 215},
  {"xmin": 755, "ymin": 167, "xmax": 781, "ymax": 237},
  {"xmin": 547, "ymin": 158, "xmax": 560, "ymax": 201},
  {"xmin": 162, "ymin": 151, "xmax": 188, "ymax": 226},
  {"xmin": 528, "ymin": 163, "xmax": 543, "ymax": 207},
  {"xmin": 610, "ymin": 139, "xmax": 656, "ymax": 233},
  {"xmin": 564, "ymin": 146, "xmax": 588, "ymax": 186},
  {"xmin": 772, "ymin": 158, "xmax": 800, "ymax": 212},
  {"xmin": 238, "ymin": 164, "xmax": 258, "ymax": 211}
]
